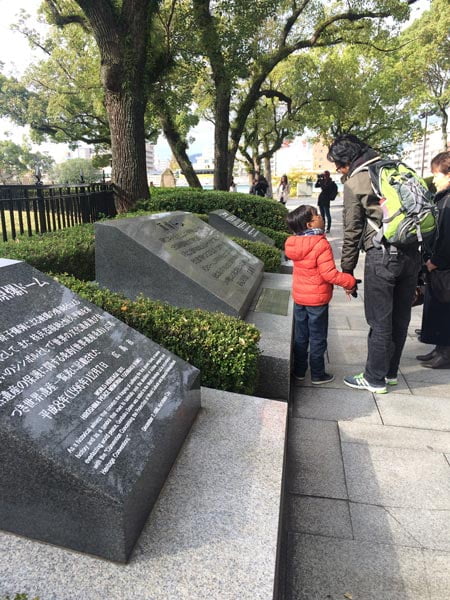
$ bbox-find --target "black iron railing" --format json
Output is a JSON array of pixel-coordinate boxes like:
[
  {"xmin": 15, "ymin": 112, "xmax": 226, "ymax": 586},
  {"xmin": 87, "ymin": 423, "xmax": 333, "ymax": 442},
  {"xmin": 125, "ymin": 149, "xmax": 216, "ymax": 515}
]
[{"xmin": 0, "ymin": 183, "xmax": 116, "ymax": 242}]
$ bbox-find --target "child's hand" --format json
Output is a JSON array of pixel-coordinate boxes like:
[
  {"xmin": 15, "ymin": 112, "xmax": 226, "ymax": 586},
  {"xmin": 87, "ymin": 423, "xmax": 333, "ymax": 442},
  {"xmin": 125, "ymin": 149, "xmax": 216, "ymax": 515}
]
[{"xmin": 345, "ymin": 279, "xmax": 361, "ymax": 298}]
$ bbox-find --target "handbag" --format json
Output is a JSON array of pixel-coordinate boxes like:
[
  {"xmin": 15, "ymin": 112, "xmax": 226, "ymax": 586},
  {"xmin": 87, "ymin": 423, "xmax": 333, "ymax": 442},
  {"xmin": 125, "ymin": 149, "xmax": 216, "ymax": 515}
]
[
  {"xmin": 429, "ymin": 269, "xmax": 450, "ymax": 303},
  {"xmin": 411, "ymin": 285, "xmax": 425, "ymax": 307}
]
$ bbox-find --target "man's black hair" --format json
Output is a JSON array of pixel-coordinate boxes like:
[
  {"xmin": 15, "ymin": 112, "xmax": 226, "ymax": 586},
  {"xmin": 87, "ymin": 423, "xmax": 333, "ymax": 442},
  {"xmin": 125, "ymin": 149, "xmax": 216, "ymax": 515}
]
[
  {"xmin": 286, "ymin": 204, "xmax": 317, "ymax": 234},
  {"xmin": 327, "ymin": 134, "xmax": 371, "ymax": 167}
]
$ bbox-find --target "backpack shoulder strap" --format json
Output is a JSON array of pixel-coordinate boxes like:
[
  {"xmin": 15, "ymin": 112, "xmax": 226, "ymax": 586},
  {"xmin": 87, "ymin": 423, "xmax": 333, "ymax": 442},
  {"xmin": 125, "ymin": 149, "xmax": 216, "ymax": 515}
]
[{"xmin": 349, "ymin": 156, "xmax": 382, "ymax": 178}]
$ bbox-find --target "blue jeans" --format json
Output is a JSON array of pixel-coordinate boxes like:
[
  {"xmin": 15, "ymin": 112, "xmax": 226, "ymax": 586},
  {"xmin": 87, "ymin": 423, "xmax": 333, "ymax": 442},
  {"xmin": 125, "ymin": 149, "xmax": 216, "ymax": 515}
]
[
  {"xmin": 363, "ymin": 246, "xmax": 420, "ymax": 386},
  {"xmin": 319, "ymin": 203, "xmax": 331, "ymax": 231},
  {"xmin": 293, "ymin": 303, "xmax": 329, "ymax": 379}
]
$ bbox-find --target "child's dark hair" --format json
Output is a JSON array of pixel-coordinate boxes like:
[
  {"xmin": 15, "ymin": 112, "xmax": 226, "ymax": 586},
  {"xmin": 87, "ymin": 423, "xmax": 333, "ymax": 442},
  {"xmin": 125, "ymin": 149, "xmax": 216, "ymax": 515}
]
[{"xmin": 286, "ymin": 204, "xmax": 317, "ymax": 234}]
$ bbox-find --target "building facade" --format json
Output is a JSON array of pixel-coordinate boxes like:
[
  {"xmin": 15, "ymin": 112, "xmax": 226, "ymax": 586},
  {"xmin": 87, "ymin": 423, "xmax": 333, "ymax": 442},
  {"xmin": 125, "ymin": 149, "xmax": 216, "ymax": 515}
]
[{"xmin": 402, "ymin": 127, "xmax": 448, "ymax": 176}]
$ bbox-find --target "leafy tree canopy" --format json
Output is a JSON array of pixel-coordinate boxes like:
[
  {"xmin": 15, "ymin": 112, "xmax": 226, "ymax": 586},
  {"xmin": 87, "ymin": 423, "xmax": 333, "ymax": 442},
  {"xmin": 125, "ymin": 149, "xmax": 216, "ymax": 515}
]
[
  {"xmin": 49, "ymin": 157, "xmax": 101, "ymax": 184},
  {"xmin": 0, "ymin": 139, "xmax": 54, "ymax": 184},
  {"xmin": 397, "ymin": 0, "xmax": 450, "ymax": 147},
  {"xmin": 278, "ymin": 43, "xmax": 420, "ymax": 155}
]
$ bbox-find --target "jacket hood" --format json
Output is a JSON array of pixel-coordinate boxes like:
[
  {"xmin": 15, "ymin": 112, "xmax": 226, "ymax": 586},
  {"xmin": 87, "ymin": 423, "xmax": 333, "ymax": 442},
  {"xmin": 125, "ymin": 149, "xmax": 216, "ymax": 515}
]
[
  {"xmin": 285, "ymin": 233, "xmax": 326, "ymax": 261},
  {"xmin": 435, "ymin": 187, "xmax": 450, "ymax": 203},
  {"xmin": 348, "ymin": 149, "xmax": 381, "ymax": 178}
]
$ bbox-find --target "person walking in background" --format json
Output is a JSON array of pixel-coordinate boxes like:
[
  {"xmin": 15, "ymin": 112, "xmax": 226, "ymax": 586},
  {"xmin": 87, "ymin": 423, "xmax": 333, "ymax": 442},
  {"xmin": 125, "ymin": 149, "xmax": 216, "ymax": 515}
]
[
  {"xmin": 416, "ymin": 151, "xmax": 450, "ymax": 369},
  {"xmin": 285, "ymin": 205, "xmax": 356, "ymax": 384},
  {"xmin": 315, "ymin": 170, "xmax": 338, "ymax": 233},
  {"xmin": 277, "ymin": 174, "xmax": 290, "ymax": 204},
  {"xmin": 229, "ymin": 177, "xmax": 237, "ymax": 192},
  {"xmin": 327, "ymin": 134, "xmax": 421, "ymax": 393},
  {"xmin": 254, "ymin": 174, "xmax": 269, "ymax": 197}
]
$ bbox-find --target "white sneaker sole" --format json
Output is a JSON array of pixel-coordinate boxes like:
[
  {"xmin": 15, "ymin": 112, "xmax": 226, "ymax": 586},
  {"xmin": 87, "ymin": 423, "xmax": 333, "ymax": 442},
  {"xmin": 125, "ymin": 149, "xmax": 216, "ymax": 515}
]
[{"xmin": 311, "ymin": 376, "xmax": 335, "ymax": 385}]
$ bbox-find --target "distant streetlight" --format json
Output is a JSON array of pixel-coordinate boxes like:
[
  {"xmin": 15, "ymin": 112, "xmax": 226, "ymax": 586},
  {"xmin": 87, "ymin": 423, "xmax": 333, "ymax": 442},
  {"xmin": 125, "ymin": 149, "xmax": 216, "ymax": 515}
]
[
  {"xmin": 34, "ymin": 164, "xmax": 42, "ymax": 185},
  {"xmin": 419, "ymin": 110, "xmax": 436, "ymax": 177}
]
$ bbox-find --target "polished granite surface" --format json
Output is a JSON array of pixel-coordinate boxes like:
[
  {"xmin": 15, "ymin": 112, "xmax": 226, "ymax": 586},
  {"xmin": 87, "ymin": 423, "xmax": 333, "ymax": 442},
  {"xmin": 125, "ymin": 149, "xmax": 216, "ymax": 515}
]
[{"xmin": 0, "ymin": 261, "xmax": 200, "ymax": 562}]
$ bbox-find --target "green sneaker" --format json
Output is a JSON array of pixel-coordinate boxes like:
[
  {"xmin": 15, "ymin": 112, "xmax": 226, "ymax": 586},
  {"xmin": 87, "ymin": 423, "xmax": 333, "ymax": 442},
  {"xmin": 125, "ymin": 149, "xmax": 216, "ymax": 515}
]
[{"xmin": 385, "ymin": 377, "xmax": 398, "ymax": 386}]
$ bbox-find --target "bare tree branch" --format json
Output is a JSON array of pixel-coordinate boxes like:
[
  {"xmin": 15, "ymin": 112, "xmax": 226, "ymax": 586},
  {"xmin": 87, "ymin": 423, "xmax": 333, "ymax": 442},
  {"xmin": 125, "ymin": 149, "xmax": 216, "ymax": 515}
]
[{"xmin": 258, "ymin": 89, "xmax": 292, "ymax": 113}]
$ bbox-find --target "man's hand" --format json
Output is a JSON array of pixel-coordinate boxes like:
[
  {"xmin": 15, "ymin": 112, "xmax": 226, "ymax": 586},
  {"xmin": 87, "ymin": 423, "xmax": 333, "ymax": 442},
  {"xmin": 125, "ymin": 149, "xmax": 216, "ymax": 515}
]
[
  {"xmin": 346, "ymin": 278, "xmax": 362, "ymax": 298},
  {"xmin": 426, "ymin": 259, "xmax": 437, "ymax": 272}
]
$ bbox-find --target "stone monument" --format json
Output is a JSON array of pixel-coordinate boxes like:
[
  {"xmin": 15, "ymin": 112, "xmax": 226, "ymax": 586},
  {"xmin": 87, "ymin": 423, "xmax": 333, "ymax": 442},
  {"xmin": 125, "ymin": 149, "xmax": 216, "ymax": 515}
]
[
  {"xmin": 0, "ymin": 259, "xmax": 200, "ymax": 562},
  {"xmin": 208, "ymin": 209, "xmax": 275, "ymax": 246},
  {"xmin": 95, "ymin": 212, "xmax": 264, "ymax": 318},
  {"xmin": 160, "ymin": 168, "xmax": 176, "ymax": 188},
  {"xmin": 95, "ymin": 212, "xmax": 293, "ymax": 400}
]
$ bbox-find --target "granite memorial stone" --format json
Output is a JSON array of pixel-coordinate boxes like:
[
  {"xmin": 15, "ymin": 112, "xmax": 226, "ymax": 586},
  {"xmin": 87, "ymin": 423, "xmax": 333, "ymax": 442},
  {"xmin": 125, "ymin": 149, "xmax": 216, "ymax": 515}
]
[
  {"xmin": 95, "ymin": 212, "xmax": 264, "ymax": 318},
  {"xmin": 208, "ymin": 209, "xmax": 275, "ymax": 246},
  {"xmin": 0, "ymin": 259, "xmax": 200, "ymax": 562}
]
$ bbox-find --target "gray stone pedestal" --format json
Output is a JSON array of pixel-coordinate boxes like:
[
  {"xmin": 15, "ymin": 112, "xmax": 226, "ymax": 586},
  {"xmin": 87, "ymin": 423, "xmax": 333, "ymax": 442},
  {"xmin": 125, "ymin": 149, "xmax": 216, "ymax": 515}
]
[{"xmin": 246, "ymin": 273, "xmax": 294, "ymax": 401}]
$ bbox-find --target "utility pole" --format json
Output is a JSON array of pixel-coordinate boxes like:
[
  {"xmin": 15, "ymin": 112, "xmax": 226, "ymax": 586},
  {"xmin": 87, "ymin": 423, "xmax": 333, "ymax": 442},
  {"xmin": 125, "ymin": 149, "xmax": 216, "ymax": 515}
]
[{"xmin": 420, "ymin": 111, "xmax": 429, "ymax": 177}]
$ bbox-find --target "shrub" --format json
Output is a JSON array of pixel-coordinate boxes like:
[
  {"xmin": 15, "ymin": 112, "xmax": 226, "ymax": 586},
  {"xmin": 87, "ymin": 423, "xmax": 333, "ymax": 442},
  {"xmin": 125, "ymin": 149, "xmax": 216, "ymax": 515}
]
[
  {"xmin": 231, "ymin": 238, "xmax": 281, "ymax": 273},
  {"xmin": 0, "ymin": 225, "xmax": 95, "ymax": 281},
  {"xmin": 54, "ymin": 274, "xmax": 261, "ymax": 395},
  {"xmin": 137, "ymin": 187, "xmax": 289, "ymax": 231},
  {"xmin": 256, "ymin": 226, "xmax": 289, "ymax": 250},
  {"xmin": 1, "ymin": 595, "xmax": 39, "ymax": 600},
  {"xmin": 0, "ymin": 220, "xmax": 281, "ymax": 278}
]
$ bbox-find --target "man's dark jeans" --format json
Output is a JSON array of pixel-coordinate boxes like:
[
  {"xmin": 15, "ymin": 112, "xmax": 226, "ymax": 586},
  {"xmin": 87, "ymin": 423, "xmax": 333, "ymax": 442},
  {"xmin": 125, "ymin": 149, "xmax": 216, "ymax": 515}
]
[
  {"xmin": 363, "ymin": 246, "xmax": 420, "ymax": 386},
  {"xmin": 293, "ymin": 303, "xmax": 329, "ymax": 379},
  {"xmin": 319, "ymin": 203, "xmax": 331, "ymax": 231}
]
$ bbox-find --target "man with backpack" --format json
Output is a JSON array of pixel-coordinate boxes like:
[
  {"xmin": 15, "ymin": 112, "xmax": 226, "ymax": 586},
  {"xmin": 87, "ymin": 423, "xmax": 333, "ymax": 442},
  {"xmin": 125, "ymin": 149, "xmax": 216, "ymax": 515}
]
[
  {"xmin": 315, "ymin": 170, "xmax": 338, "ymax": 233},
  {"xmin": 327, "ymin": 134, "xmax": 423, "ymax": 394}
]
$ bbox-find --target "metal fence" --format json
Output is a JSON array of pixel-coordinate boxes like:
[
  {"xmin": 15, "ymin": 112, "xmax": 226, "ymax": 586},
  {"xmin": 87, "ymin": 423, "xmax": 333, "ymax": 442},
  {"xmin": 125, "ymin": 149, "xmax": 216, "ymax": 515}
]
[{"xmin": 0, "ymin": 183, "xmax": 116, "ymax": 242}]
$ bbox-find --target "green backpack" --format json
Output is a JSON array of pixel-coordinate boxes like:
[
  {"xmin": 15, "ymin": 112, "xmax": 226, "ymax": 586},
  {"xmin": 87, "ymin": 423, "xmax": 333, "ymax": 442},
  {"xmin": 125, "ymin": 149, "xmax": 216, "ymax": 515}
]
[{"xmin": 365, "ymin": 159, "xmax": 436, "ymax": 248}]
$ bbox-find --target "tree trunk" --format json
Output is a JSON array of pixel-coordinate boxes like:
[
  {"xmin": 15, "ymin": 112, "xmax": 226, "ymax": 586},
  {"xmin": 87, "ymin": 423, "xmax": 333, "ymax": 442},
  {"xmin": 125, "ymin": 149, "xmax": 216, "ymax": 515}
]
[
  {"xmin": 74, "ymin": 0, "xmax": 151, "ymax": 212},
  {"xmin": 441, "ymin": 108, "xmax": 448, "ymax": 151},
  {"xmin": 106, "ymin": 91, "xmax": 149, "ymax": 212},
  {"xmin": 159, "ymin": 111, "xmax": 202, "ymax": 188},
  {"xmin": 213, "ymin": 85, "xmax": 231, "ymax": 190},
  {"xmin": 228, "ymin": 78, "xmax": 267, "ymax": 182},
  {"xmin": 263, "ymin": 155, "xmax": 272, "ymax": 198},
  {"xmin": 191, "ymin": 0, "xmax": 230, "ymax": 191}
]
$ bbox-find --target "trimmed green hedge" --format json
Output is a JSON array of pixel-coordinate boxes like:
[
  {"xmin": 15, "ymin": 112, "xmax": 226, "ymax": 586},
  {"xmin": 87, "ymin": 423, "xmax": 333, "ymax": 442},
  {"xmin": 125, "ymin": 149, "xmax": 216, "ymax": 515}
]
[
  {"xmin": 54, "ymin": 274, "xmax": 261, "ymax": 395},
  {"xmin": 0, "ymin": 220, "xmax": 281, "ymax": 278},
  {"xmin": 256, "ymin": 226, "xmax": 289, "ymax": 250},
  {"xmin": 0, "ymin": 225, "xmax": 95, "ymax": 281},
  {"xmin": 1, "ymin": 595, "xmax": 39, "ymax": 600},
  {"xmin": 137, "ymin": 187, "xmax": 289, "ymax": 232},
  {"xmin": 231, "ymin": 237, "xmax": 281, "ymax": 272}
]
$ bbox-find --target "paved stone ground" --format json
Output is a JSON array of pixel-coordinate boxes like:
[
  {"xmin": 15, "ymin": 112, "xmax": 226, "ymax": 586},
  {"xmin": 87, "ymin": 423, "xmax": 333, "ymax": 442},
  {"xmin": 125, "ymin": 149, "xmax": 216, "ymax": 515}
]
[{"xmin": 281, "ymin": 200, "xmax": 450, "ymax": 600}]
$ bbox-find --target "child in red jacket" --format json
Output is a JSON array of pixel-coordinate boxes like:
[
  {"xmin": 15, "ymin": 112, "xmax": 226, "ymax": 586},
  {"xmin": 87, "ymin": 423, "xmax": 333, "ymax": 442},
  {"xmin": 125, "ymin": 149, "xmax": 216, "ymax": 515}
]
[{"xmin": 285, "ymin": 205, "xmax": 356, "ymax": 384}]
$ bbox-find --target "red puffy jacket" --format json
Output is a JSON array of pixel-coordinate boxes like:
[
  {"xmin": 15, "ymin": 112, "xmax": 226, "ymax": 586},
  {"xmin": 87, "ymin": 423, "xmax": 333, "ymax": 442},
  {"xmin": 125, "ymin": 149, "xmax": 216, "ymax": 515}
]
[{"xmin": 285, "ymin": 234, "xmax": 356, "ymax": 306}]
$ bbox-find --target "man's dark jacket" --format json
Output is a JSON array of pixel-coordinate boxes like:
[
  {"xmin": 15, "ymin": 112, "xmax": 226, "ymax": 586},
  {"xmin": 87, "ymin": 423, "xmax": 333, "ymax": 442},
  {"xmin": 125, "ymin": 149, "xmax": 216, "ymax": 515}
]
[{"xmin": 316, "ymin": 179, "xmax": 338, "ymax": 205}]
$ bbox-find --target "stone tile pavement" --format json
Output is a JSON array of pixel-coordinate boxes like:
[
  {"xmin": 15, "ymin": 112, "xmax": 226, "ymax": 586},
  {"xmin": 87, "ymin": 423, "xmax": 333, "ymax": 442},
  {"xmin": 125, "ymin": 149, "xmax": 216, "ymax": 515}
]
[{"xmin": 281, "ymin": 202, "xmax": 450, "ymax": 600}]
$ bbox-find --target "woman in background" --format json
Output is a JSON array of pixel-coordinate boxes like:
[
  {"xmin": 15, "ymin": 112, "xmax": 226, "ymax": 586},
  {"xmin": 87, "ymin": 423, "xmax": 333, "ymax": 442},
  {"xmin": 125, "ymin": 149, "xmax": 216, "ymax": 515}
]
[
  {"xmin": 417, "ymin": 151, "xmax": 450, "ymax": 369},
  {"xmin": 277, "ymin": 174, "xmax": 290, "ymax": 204}
]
